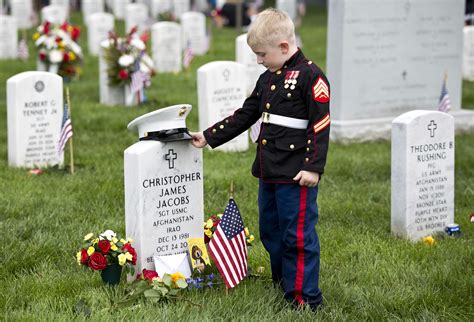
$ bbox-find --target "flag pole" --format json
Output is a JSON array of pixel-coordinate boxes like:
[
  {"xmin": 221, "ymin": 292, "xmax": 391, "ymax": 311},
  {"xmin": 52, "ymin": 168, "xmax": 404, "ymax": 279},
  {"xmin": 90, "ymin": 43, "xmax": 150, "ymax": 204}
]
[
  {"xmin": 229, "ymin": 181, "xmax": 234, "ymax": 199},
  {"xmin": 66, "ymin": 87, "xmax": 75, "ymax": 174}
]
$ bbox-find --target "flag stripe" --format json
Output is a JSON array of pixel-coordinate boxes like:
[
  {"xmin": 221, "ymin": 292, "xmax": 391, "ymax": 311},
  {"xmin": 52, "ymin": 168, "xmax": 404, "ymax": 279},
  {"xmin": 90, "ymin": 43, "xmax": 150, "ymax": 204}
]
[
  {"xmin": 209, "ymin": 241, "xmax": 235, "ymax": 288},
  {"xmin": 213, "ymin": 227, "xmax": 242, "ymax": 282},
  {"xmin": 211, "ymin": 227, "xmax": 240, "ymax": 285}
]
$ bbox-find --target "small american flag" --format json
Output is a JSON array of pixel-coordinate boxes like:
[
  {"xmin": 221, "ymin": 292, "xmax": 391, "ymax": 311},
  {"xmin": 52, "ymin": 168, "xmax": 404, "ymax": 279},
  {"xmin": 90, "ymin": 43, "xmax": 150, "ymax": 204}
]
[
  {"xmin": 249, "ymin": 119, "xmax": 261, "ymax": 143},
  {"xmin": 438, "ymin": 77, "xmax": 451, "ymax": 113},
  {"xmin": 209, "ymin": 199, "xmax": 248, "ymax": 289},
  {"xmin": 17, "ymin": 39, "xmax": 29, "ymax": 61},
  {"xmin": 183, "ymin": 41, "xmax": 194, "ymax": 69},
  {"xmin": 130, "ymin": 70, "xmax": 145, "ymax": 94},
  {"xmin": 57, "ymin": 103, "xmax": 73, "ymax": 155}
]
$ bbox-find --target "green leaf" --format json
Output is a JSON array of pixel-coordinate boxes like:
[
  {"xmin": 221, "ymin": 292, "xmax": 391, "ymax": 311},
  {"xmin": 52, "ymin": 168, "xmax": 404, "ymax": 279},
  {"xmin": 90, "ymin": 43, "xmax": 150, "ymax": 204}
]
[
  {"xmin": 144, "ymin": 289, "xmax": 161, "ymax": 298},
  {"xmin": 168, "ymin": 289, "xmax": 180, "ymax": 296},
  {"xmin": 162, "ymin": 274, "xmax": 172, "ymax": 287},
  {"xmin": 154, "ymin": 286, "xmax": 168, "ymax": 296},
  {"xmin": 176, "ymin": 279, "xmax": 188, "ymax": 289}
]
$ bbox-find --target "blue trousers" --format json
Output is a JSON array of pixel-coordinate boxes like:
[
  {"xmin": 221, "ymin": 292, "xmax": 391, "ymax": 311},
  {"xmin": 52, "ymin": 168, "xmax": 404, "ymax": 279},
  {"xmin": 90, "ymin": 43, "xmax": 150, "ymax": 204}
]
[{"xmin": 258, "ymin": 181, "xmax": 322, "ymax": 306}]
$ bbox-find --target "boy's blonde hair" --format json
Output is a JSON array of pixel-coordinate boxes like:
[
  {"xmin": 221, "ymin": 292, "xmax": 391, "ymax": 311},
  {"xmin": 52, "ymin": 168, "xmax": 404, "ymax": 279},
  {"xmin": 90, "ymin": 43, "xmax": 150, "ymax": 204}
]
[{"xmin": 247, "ymin": 8, "xmax": 296, "ymax": 48}]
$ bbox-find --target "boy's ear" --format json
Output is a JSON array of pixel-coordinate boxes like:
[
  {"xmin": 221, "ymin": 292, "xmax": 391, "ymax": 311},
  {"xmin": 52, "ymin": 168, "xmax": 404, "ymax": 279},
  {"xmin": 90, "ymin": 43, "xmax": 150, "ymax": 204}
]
[{"xmin": 279, "ymin": 41, "xmax": 290, "ymax": 54}]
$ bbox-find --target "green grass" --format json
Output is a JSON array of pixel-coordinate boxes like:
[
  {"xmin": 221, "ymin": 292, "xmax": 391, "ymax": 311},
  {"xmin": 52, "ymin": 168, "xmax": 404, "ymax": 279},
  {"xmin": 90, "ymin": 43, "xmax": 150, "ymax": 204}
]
[{"xmin": 1, "ymin": 6, "xmax": 474, "ymax": 321}]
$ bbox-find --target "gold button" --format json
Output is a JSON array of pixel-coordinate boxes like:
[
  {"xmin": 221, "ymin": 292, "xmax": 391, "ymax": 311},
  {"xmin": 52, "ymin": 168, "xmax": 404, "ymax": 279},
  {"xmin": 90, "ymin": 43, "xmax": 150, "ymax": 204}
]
[
  {"xmin": 219, "ymin": 125, "xmax": 224, "ymax": 129},
  {"xmin": 276, "ymin": 70, "xmax": 282, "ymax": 75},
  {"xmin": 284, "ymin": 65, "xmax": 287, "ymax": 68},
  {"xmin": 305, "ymin": 157, "xmax": 309, "ymax": 162},
  {"xmin": 308, "ymin": 61, "xmax": 313, "ymax": 65},
  {"xmin": 212, "ymin": 129, "xmax": 216, "ymax": 133},
  {"xmin": 261, "ymin": 139, "xmax": 267, "ymax": 145},
  {"xmin": 287, "ymin": 93, "xmax": 292, "ymax": 98},
  {"xmin": 265, "ymin": 103, "xmax": 270, "ymax": 109},
  {"xmin": 225, "ymin": 119, "xmax": 229, "ymax": 123},
  {"xmin": 144, "ymin": 132, "xmax": 148, "ymax": 137},
  {"xmin": 306, "ymin": 147, "xmax": 310, "ymax": 152},
  {"xmin": 270, "ymin": 85, "xmax": 276, "ymax": 91},
  {"xmin": 289, "ymin": 144, "xmax": 295, "ymax": 150},
  {"xmin": 307, "ymin": 139, "xmax": 311, "ymax": 144}
]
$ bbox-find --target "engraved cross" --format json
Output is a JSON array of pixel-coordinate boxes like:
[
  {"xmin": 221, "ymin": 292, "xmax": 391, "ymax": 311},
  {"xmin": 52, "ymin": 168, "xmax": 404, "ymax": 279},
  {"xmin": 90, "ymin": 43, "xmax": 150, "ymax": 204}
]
[
  {"xmin": 427, "ymin": 120, "xmax": 437, "ymax": 138},
  {"xmin": 165, "ymin": 149, "xmax": 178, "ymax": 169}
]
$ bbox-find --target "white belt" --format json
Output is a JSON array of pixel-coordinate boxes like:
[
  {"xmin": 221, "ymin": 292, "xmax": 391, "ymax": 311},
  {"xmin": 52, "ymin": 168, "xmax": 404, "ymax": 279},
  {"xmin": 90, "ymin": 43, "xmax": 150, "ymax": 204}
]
[{"xmin": 261, "ymin": 112, "xmax": 308, "ymax": 129}]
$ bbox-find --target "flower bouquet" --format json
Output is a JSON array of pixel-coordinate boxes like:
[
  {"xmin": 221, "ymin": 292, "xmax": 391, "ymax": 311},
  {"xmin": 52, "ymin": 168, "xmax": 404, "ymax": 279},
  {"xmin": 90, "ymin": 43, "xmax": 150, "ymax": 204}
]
[
  {"xmin": 33, "ymin": 21, "xmax": 83, "ymax": 80},
  {"xmin": 76, "ymin": 230, "xmax": 136, "ymax": 285},
  {"xmin": 102, "ymin": 27, "xmax": 154, "ymax": 105}
]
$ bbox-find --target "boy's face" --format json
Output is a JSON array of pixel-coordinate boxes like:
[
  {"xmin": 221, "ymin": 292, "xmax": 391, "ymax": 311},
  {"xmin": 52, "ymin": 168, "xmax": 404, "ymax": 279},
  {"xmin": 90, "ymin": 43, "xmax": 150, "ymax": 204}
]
[{"xmin": 251, "ymin": 43, "xmax": 288, "ymax": 72}]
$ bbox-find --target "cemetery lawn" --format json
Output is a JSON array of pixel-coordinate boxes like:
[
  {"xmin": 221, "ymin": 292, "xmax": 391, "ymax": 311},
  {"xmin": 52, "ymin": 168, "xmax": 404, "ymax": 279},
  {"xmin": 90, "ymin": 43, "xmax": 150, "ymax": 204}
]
[{"xmin": 1, "ymin": 6, "xmax": 473, "ymax": 321}]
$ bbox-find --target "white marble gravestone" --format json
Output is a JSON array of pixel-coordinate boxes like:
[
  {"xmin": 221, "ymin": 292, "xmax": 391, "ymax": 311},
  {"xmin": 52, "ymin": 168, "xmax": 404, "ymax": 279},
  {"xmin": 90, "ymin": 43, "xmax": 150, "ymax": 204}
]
[
  {"xmin": 236, "ymin": 33, "xmax": 266, "ymax": 95},
  {"xmin": 151, "ymin": 22, "xmax": 182, "ymax": 73},
  {"xmin": 125, "ymin": 3, "xmax": 149, "ymax": 33},
  {"xmin": 391, "ymin": 110, "xmax": 454, "ymax": 241},
  {"xmin": 173, "ymin": 0, "xmax": 190, "ymax": 20},
  {"xmin": 193, "ymin": 0, "xmax": 208, "ymax": 12},
  {"xmin": 181, "ymin": 11, "xmax": 207, "ymax": 56},
  {"xmin": 151, "ymin": 0, "xmax": 171, "ymax": 19},
  {"xmin": 82, "ymin": 0, "xmax": 104, "ymax": 25},
  {"xmin": 198, "ymin": 61, "xmax": 249, "ymax": 152},
  {"xmin": 41, "ymin": 5, "xmax": 67, "ymax": 24},
  {"xmin": 276, "ymin": 0, "xmax": 297, "ymax": 21},
  {"xmin": 50, "ymin": 0, "xmax": 69, "ymax": 10},
  {"xmin": 88, "ymin": 12, "xmax": 114, "ymax": 56},
  {"xmin": 0, "ymin": 15, "xmax": 18, "ymax": 59},
  {"xmin": 327, "ymin": 0, "xmax": 473, "ymax": 141},
  {"xmin": 7, "ymin": 72, "xmax": 64, "ymax": 168},
  {"xmin": 125, "ymin": 104, "xmax": 203, "ymax": 276},
  {"xmin": 11, "ymin": 0, "xmax": 34, "ymax": 29},
  {"xmin": 463, "ymin": 26, "xmax": 474, "ymax": 81},
  {"xmin": 112, "ymin": 0, "xmax": 131, "ymax": 20}
]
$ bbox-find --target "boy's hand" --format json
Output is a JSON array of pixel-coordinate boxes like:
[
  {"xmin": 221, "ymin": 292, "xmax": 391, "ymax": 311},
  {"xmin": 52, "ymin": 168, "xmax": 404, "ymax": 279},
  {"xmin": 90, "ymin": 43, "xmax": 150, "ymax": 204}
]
[
  {"xmin": 190, "ymin": 132, "xmax": 208, "ymax": 148},
  {"xmin": 293, "ymin": 170, "xmax": 320, "ymax": 187}
]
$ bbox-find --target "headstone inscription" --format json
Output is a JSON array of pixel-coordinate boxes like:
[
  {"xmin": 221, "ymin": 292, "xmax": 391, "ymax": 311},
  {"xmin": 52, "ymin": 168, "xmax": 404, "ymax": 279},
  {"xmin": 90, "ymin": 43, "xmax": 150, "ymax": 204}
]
[
  {"xmin": 235, "ymin": 33, "xmax": 266, "ymax": 95},
  {"xmin": 463, "ymin": 26, "xmax": 474, "ymax": 81},
  {"xmin": 125, "ymin": 3, "xmax": 149, "ymax": 33},
  {"xmin": 11, "ymin": 0, "xmax": 34, "ymax": 29},
  {"xmin": 82, "ymin": 0, "xmax": 104, "ymax": 25},
  {"xmin": 276, "ymin": 0, "xmax": 297, "ymax": 21},
  {"xmin": 125, "ymin": 104, "xmax": 204, "ymax": 276},
  {"xmin": 197, "ymin": 61, "xmax": 249, "ymax": 152},
  {"xmin": 391, "ymin": 110, "xmax": 454, "ymax": 241},
  {"xmin": 0, "ymin": 15, "xmax": 18, "ymax": 59},
  {"xmin": 88, "ymin": 12, "xmax": 114, "ymax": 56},
  {"xmin": 41, "ymin": 5, "xmax": 67, "ymax": 24},
  {"xmin": 326, "ymin": 0, "xmax": 471, "ymax": 141},
  {"xmin": 7, "ymin": 72, "xmax": 64, "ymax": 168},
  {"xmin": 181, "ymin": 11, "xmax": 207, "ymax": 56},
  {"xmin": 151, "ymin": 22, "xmax": 182, "ymax": 73}
]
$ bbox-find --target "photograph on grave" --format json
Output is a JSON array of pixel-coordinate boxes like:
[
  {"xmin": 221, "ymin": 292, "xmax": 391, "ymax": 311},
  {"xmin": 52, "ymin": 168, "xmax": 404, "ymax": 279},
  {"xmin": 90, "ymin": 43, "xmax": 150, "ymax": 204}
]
[
  {"xmin": 391, "ymin": 110, "xmax": 455, "ymax": 241},
  {"xmin": 125, "ymin": 105, "xmax": 204, "ymax": 276}
]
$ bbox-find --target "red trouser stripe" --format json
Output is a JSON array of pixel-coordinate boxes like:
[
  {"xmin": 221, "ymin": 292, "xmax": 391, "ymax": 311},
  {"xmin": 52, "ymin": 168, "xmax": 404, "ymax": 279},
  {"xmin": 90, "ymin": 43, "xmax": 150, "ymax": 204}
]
[{"xmin": 295, "ymin": 186, "xmax": 307, "ymax": 304}]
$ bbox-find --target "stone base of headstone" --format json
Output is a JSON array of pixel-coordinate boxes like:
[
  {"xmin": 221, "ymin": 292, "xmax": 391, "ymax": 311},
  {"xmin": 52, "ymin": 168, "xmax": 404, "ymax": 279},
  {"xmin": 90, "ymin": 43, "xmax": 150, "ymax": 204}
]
[{"xmin": 330, "ymin": 109, "xmax": 474, "ymax": 143}]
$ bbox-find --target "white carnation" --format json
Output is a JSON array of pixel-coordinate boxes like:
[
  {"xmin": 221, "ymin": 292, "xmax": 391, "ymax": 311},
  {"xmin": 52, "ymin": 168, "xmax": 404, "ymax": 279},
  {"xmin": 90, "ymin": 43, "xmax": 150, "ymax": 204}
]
[
  {"xmin": 118, "ymin": 54, "xmax": 134, "ymax": 67},
  {"xmin": 100, "ymin": 230, "xmax": 116, "ymax": 241},
  {"xmin": 49, "ymin": 50, "xmax": 63, "ymax": 63},
  {"xmin": 130, "ymin": 38, "xmax": 146, "ymax": 51}
]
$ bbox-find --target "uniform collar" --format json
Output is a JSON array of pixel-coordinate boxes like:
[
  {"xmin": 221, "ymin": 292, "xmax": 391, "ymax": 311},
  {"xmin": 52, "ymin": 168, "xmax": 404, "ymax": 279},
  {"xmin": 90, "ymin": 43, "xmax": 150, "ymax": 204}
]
[{"xmin": 282, "ymin": 48, "xmax": 304, "ymax": 70}]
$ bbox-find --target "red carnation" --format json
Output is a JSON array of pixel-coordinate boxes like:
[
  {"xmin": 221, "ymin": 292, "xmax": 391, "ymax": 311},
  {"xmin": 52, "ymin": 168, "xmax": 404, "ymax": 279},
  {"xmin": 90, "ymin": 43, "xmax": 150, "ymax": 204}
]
[
  {"xmin": 88, "ymin": 252, "xmax": 107, "ymax": 270},
  {"xmin": 80, "ymin": 249, "xmax": 89, "ymax": 265},
  {"xmin": 63, "ymin": 52, "xmax": 69, "ymax": 62},
  {"xmin": 118, "ymin": 69, "xmax": 129, "ymax": 80},
  {"xmin": 71, "ymin": 27, "xmax": 80, "ymax": 41},
  {"xmin": 140, "ymin": 32, "xmax": 149, "ymax": 43},
  {"xmin": 39, "ymin": 52, "xmax": 47, "ymax": 61},
  {"xmin": 98, "ymin": 240, "xmax": 111, "ymax": 254},
  {"xmin": 43, "ymin": 21, "xmax": 50, "ymax": 34},
  {"xmin": 122, "ymin": 243, "xmax": 137, "ymax": 265},
  {"xmin": 138, "ymin": 269, "xmax": 159, "ymax": 282},
  {"xmin": 55, "ymin": 36, "xmax": 62, "ymax": 43},
  {"xmin": 60, "ymin": 22, "xmax": 69, "ymax": 32}
]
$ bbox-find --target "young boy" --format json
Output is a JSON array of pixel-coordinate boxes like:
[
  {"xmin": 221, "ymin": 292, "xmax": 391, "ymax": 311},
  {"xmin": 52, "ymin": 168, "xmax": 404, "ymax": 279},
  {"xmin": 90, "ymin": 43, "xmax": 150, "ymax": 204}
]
[{"xmin": 191, "ymin": 8, "xmax": 330, "ymax": 310}]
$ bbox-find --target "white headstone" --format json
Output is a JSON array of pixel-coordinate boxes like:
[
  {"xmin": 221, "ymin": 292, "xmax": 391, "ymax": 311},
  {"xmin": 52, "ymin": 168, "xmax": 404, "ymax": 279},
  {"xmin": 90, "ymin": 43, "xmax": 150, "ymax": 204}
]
[
  {"xmin": 88, "ymin": 12, "xmax": 114, "ymax": 56},
  {"xmin": 197, "ymin": 61, "xmax": 249, "ymax": 152},
  {"xmin": 50, "ymin": 0, "xmax": 69, "ymax": 10},
  {"xmin": 41, "ymin": 5, "xmax": 67, "ymax": 24},
  {"xmin": 463, "ymin": 26, "xmax": 474, "ymax": 81},
  {"xmin": 11, "ymin": 0, "xmax": 34, "ymax": 29},
  {"xmin": 173, "ymin": 0, "xmax": 190, "ymax": 20},
  {"xmin": 125, "ymin": 3, "xmax": 149, "ymax": 33},
  {"xmin": 193, "ymin": 0, "xmax": 208, "ymax": 12},
  {"xmin": 276, "ymin": 0, "xmax": 297, "ymax": 21},
  {"xmin": 152, "ymin": 22, "xmax": 182, "ymax": 73},
  {"xmin": 125, "ymin": 105, "xmax": 203, "ymax": 276},
  {"xmin": 112, "ymin": 0, "xmax": 131, "ymax": 20},
  {"xmin": 151, "ymin": 0, "xmax": 171, "ymax": 19},
  {"xmin": 181, "ymin": 11, "xmax": 207, "ymax": 55},
  {"xmin": 236, "ymin": 33, "xmax": 266, "ymax": 95},
  {"xmin": 7, "ymin": 72, "xmax": 64, "ymax": 168},
  {"xmin": 0, "ymin": 15, "xmax": 18, "ymax": 59},
  {"xmin": 82, "ymin": 0, "xmax": 104, "ymax": 25},
  {"xmin": 327, "ymin": 0, "xmax": 468, "ymax": 141},
  {"xmin": 391, "ymin": 110, "xmax": 454, "ymax": 241}
]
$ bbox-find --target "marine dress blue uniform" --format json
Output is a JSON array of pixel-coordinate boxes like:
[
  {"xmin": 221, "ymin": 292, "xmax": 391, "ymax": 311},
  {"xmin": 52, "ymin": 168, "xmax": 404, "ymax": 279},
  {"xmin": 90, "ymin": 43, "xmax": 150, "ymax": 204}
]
[{"xmin": 203, "ymin": 49, "xmax": 330, "ymax": 308}]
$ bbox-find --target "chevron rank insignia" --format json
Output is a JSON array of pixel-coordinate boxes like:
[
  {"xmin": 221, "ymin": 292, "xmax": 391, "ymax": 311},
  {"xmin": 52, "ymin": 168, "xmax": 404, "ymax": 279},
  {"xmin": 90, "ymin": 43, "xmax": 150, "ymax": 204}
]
[{"xmin": 312, "ymin": 77, "xmax": 329, "ymax": 103}]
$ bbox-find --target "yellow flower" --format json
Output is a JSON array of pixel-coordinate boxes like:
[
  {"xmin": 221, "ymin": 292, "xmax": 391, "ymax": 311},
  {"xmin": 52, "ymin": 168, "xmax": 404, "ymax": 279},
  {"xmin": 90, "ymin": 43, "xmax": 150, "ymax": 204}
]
[
  {"xmin": 84, "ymin": 233, "xmax": 93, "ymax": 241},
  {"xmin": 422, "ymin": 236, "xmax": 435, "ymax": 246},
  {"xmin": 110, "ymin": 243, "xmax": 118, "ymax": 251},
  {"xmin": 76, "ymin": 251, "xmax": 82, "ymax": 265},
  {"xmin": 68, "ymin": 51, "xmax": 76, "ymax": 61},
  {"xmin": 152, "ymin": 276, "xmax": 163, "ymax": 283},
  {"xmin": 92, "ymin": 238, "xmax": 99, "ymax": 245},
  {"xmin": 87, "ymin": 246, "xmax": 95, "ymax": 255},
  {"xmin": 67, "ymin": 25, "xmax": 73, "ymax": 32},
  {"xmin": 32, "ymin": 32, "xmax": 40, "ymax": 40},
  {"xmin": 204, "ymin": 229, "xmax": 213, "ymax": 238},
  {"xmin": 205, "ymin": 219, "xmax": 213, "ymax": 229},
  {"xmin": 112, "ymin": 237, "xmax": 118, "ymax": 244},
  {"xmin": 58, "ymin": 41, "xmax": 65, "ymax": 48},
  {"xmin": 170, "ymin": 272, "xmax": 185, "ymax": 283},
  {"xmin": 124, "ymin": 252, "xmax": 133, "ymax": 261},
  {"xmin": 217, "ymin": 213, "xmax": 223, "ymax": 218},
  {"xmin": 247, "ymin": 235, "xmax": 255, "ymax": 244},
  {"xmin": 244, "ymin": 227, "xmax": 249, "ymax": 237},
  {"xmin": 118, "ymin": 254, "xmax": 127, "ymax": 266},
  {"xmin": 120, "ymin": 239, "xmax": 127, "ymax": 244},
  {"xmin": 127, "ymin": 238, "xmax": 134, "ymax": 243}
]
